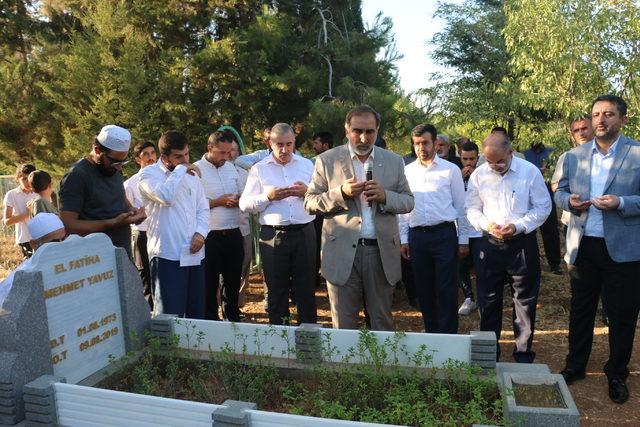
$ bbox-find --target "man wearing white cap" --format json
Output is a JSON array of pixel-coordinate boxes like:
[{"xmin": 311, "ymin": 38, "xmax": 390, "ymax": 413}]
[
  {"xmin": 0, "ymin": 213, "xmax": 66, "ymax": 306},
  {"xmin": 59, "ymin": 125, "xmax": 146, "ymax": 257}
]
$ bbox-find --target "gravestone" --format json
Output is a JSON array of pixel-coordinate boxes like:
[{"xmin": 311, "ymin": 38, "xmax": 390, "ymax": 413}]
[{"xmin": 0, "ymin": 233, "xmax": 150, "ymax": 426}]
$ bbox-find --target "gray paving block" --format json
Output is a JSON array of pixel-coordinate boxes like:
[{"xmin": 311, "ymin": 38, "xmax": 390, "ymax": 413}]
[
  {"xmin": 0, "ymin": 389, "xmax": 15, "ymax": 398},
  {"xmin": 23, "ymin": 376, "xmax": 61, "ymax": 397},
  {"xmin": 23, "ymin": 394, "xmax": 54, "ymax": 406},
  {"xmin": 24, "ymin": 402, "xmax": 53, "ymax": 415},
  {"xmin": 212, "ymin": 400, "xmax": 257, "ymax": 426},
  {"xmin": 469, "ymin": 331, "xmax": 496, "ymax": 345},
  {"xmin": 471, "ymin": 343, "xmax": 496, "ymax": 352},
  {"xmin": 496, "ymin": 363, "xmax": 551, "ymax": 390},
  {"xmin": 0, "ymin": 404, "xmax": 16, "ymax": 415},
  {"xmin": 471, "ymin": 352, "xmax": 496, "ymax": 361},
  {"xmin": 0, "ymin": 413, "xmax": 19, "ymax": 424},
  {"xmin": 0, "ymin": 396, "xmax": 16, "ymax": 406},
  {"xmin": 0, "ymin": 384, "xmax": 13, "ymax": 391},
  {"xmin": 25, "ymin": 411, "xmax": 55, "ymax": 423}
]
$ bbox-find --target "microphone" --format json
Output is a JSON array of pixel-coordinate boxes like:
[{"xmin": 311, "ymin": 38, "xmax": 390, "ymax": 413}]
[{"xmin": 365, "ymin": 162, "xmax": 373, "ymax": 206}]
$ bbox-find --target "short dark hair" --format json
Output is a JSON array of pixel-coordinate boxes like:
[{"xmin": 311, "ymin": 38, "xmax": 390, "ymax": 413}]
[
  {"xmin": 28, "ymin": 170, "xmax": 52, "ymax": 193},
  {"xmin": 591, "ymin": 94, "xmax": 627, "ymax": 117},
  {"xmin": 133, "ymin": 141, "xmax": 157, "ymax": 158},
  {"xmin": 312, "ymin": 131, "xmax": 334, "ymax": 148},
  {"xmin": 491, "ymin": 126, "xmax": 508, "ymax": 135},
  {"xmin": 460, "ymin": 141, "xmax": 479, "ymax": 154},
  {"xmin": 345, "ymin": 105, "xmax": 381, "ymax": 128},
  {"xmin": 16, "ymin": 163, "xmax": 36, "ymax": 178},
  {"xmin": 208, "ymin": 130, "xmax": 236, "ymax": 146},
  {"xmin": 158, "ymin": 130, "xmax": 188, "ymax": 156},
  {"xmin": 411, "ymin": 123, "xmax": 438, "ymax": 142}
]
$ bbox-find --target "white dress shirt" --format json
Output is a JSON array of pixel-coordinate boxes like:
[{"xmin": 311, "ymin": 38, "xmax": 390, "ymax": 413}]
[
  {"xmin": 239, "ymin": 153, "xmax": 315, "ymax": 225},
  {"xmin": 235, "ymin": 166, "xmax": 251, "ymax": 236},
  {"xmin": 466, "ymin": 155, "xmax": 551, "ymax": 235},
  {"xmin": 194, "ymin": 155, "xmax": 245, "ymax": 231},
  {"xmin": 124, "ymin": 172, "xmax": 149, "ymax": 232},
  {"xmin": 348, "ymin": 144, "xmax": 376, "ymax": 239},
  {"xmin": 584, "ymin": 138, "xmax": 625, "ymax": 237},
  {"xmin": 398, "ymin": 157, "xmax": 469, "ymax": 244},
  {"xmin": 138, "ymin": 161, "xmax": 209, "ymax": 261}
]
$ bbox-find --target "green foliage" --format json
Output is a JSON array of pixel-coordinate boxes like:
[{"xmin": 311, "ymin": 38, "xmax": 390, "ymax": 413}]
[
  {"xmin": 431, "ymin": 0, "xmax": 640, "ymax": 149},
  {"xmin": 0, "ymin": 0, "xmax": 428, "ymax": 174},
  {"xmin": 102, "ymin": 326, "xmax": 503, "ymax": 426}
]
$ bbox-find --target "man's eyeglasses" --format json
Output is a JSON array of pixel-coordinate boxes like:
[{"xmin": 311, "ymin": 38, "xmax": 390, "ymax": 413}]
[{"xmin": 104, "ymin": 154, "xmax": 130, "ymax": 167}]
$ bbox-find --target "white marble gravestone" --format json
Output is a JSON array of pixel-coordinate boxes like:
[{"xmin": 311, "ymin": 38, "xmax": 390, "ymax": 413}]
[{"xmin": 33, "ymin": 234, "xmax": 126, "ymax": 383}]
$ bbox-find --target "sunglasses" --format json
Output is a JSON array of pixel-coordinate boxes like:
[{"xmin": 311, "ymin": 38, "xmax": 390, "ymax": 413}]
[{"xmin": 103, "ymin": 153, "xmax": 130, "ymax": 167}]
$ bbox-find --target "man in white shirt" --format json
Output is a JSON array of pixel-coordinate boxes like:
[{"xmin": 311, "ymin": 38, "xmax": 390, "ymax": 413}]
[
  {"xmin": 195, "ymin": 130, "xmax": 246, "ymax": 322},
  {"xmin": 138, "ymin": 131, "xmax": 209, "ymax": 319},
  {"xmin": 399, "ymin": 124, "xmax": 468, "ymax": 334},
  {"xmin": 466, "ymin": 132, "xmax": 551, "ymax": 363},
  {"xmin": 239, "ymin": 123, "xmax": 317, "ymax": 325},
  {"xmin": 124, "ymin": 141, "xmax": 157, "ymax": 309}
]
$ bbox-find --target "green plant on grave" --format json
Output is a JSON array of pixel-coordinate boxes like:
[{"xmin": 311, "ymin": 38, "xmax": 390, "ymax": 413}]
[
  {"xmin": 101, "ymin": 324, "xmax": 504, "ymax": 426},
  {"xmin": 281, "ymin": 328, "xmax": 504, "ymax": 426}
]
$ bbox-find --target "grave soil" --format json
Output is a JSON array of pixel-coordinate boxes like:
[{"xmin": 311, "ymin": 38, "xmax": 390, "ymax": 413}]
[
  {"xmin": 512, "ymin": 382, "xmax": 566, "ymax": 408},
  {"xmin": 1, "ymin": 234, "xmax": 639, "ymax": 425}
]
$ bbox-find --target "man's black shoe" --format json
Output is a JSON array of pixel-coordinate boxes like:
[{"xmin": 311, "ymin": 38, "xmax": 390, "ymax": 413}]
[
  {"xmin": 608, "ymin": 378, "xmax": 629, "ymax": 404},
  {"xmin": 560, "ymin": 368, "xmax": 586, "ymax": 385}
]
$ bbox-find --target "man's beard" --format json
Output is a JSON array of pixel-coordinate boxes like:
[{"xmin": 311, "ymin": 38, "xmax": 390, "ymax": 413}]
[
  {"xmin": 354, "ymin": 144, "xmax": 372, "ymax": 156},
  {"xmin": 595, "ymin": 126, "xmax": 617, "ymax": 141},
  {"xmin": 97, "ymin": 160, "xmax": 117, "ymax": 177}
]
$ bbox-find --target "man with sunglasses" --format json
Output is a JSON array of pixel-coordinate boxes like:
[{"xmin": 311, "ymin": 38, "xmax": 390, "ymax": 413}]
[
  {"xmin": 59, "ymin": 125, "xmax": 146, "ymax": 258},
  {"xmin": 305, "ymin": 105, "xmax": 414, "ymax": 331}
]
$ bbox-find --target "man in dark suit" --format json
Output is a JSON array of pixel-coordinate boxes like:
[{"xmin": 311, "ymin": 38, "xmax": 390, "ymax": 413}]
[{"xmin": 555, "ymin": 94, "xmax": 640, "ymax": 404}]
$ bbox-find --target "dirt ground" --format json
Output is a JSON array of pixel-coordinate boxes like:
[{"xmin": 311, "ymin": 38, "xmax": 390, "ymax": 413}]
[{"xmin": 2, "ymin": 235, "xmax": 638, "ymax": 425}]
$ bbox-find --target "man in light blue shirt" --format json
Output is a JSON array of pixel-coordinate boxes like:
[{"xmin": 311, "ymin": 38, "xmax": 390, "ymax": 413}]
[{"xmin": 555, "ymin": 95, "xmax": 640, "ymax": 404}]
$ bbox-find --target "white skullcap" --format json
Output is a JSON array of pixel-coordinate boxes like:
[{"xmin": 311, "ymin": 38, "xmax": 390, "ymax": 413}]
[
  {"xmin": 27, "ymin": 213, "xmax": 64, "ymax": 241},
  {"xmin": 97, "ymin": 125, "xmax": 131, "ymax": 152}
]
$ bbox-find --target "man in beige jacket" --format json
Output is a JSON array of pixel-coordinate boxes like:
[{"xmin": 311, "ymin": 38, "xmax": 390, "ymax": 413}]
[{"xmin": 305, "ymin": 105, "xmax": 414, "ymax": 331}]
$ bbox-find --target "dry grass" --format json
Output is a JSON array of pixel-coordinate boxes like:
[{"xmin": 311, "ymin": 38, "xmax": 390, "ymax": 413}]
[{"xmin": 0, "ymin": 234, "xmax": 23, "ymax": 280}]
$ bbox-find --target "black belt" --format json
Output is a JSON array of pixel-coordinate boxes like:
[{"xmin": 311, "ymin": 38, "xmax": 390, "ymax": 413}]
[
  {"xmin": 263, "ymin": 223, "xmax": 309, "ymax": 231},
  {"xmin": 411, "ymin": 221, "xmax": 454, "ymax": 232},
  {"xmin": 209, "ymin": 228, "xmax": 240, "ymax": 236},
  {"xmin": 357, "ymin": 238, "xmax": 378, "ymax": 246}
]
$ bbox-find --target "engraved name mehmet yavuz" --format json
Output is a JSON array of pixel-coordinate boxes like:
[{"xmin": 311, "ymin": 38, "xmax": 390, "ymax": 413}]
[{"xmin": 45, "ymin": 255, "xmax": 114, "ymax": 300}]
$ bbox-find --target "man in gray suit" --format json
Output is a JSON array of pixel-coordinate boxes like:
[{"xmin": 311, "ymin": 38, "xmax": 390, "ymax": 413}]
[
  {"xmin": 305, "ymin": 105, "xmax": 414, "ymax": 331},
  {"xmin": 556, "ymin": 94, "xmax": 640, "ymax": 404}
]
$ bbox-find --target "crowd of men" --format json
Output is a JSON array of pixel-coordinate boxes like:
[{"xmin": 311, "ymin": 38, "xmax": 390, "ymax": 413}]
[{"xmin": 2, "ymin": 95, "xmax": 639, "ymax": 404}]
